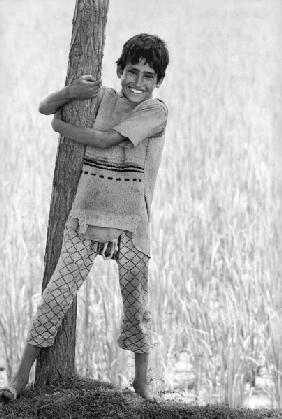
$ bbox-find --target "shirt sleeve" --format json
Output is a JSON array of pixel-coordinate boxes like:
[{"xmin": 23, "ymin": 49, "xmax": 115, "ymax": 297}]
[{"xmin": 112, "ymin": 99, "xmax": 168, "ymax": 147}]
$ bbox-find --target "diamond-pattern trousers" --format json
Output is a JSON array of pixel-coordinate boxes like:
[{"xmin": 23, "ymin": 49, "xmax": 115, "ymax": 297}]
[{"xmin": 26, "ymin": 225, "xmax": 152, "ymax": 353}]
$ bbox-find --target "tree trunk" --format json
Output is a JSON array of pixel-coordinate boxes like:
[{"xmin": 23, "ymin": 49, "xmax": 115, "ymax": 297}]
[{"xmin": 35, "ymin": 0, "xmax": 109, "ymax": 386}]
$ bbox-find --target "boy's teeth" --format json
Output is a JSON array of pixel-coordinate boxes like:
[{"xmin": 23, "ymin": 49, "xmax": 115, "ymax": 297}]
[{"xmin": 131, "ymin": 88, "xmax": 143, "ymax": 94}]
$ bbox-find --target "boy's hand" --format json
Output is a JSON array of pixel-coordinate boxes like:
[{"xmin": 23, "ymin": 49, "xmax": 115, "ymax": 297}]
[
  {"xmin": 118, "ymin": 139, "xmax": 134, "ymax": 149},
  {"xmin": 51, "ymin": 110, "xmax": 62, "ymax": 132},
  {"xmin": 68, "ymin": 75, "xmax": 101, "ymax": 100},
  {"xmin": 51, "ymin": 117, "xmax": 59, "ymax": 133}
]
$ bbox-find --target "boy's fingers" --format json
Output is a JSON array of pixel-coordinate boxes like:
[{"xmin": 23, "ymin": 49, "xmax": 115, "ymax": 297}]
[
  {"xmin": 84, "ymin": 80, "xmax": 101, "ymax": 86},
  {"xmin": 111, "ymin": 240, "xmax": 117, "ymax": 254},
  {"xmin": 109, "ymin": 240, "xmax": 118, "ymax": 258},
  {"xmin": 113, "ymin": 240, "xmax": 118, "ymax": 255},
  {"xmin": 89, "ymin": 80, "xmax": 101, "ymax": 88},
  {"xmin": 108, "ymin": 247, "xmax": 115, "ymax": 259},
  {"xmin": 102, "ymin": 242, "xmax": 111, "ymax": 260},
  {"xmin": 80, "ymin": 74, "xmax": 95, "ymax": 81},
  {"xmin": 101, "ymin": 240, "xmax": 118, "ymax": 260},
  {"xmin": 80, "ymin": 75, "xmax": 101, "ymax": 85},
  {"xmin": 90, "ymin": 84, "xmax": 101, "ymax": 91}
]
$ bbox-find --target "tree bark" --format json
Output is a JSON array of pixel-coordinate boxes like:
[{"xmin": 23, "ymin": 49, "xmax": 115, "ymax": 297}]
[{"xmin": 35, "ymin": 0, "xmax": 109, "ymax": 386}]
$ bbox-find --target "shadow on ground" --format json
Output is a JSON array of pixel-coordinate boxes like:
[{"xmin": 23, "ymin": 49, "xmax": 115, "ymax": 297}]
[{"xmin": 0, "ymin": 376, "xmax": 281, "ymax": 418}]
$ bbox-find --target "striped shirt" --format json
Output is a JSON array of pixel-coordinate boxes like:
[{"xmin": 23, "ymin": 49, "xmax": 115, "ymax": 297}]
[{"xmin": 66, "ymin": 86, "xmax": 168, "ymax": 257}]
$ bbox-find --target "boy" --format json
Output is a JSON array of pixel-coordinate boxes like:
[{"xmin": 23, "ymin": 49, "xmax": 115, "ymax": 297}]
[{"xmin": 0, "ymin": 33, "xmax": 169, "ymax": 402}]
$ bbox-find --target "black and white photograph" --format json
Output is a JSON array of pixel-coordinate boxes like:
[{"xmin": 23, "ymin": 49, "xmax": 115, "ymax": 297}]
[{"xmin": 0, "ymin": 0, "xmax": 281, "ymax": 417}]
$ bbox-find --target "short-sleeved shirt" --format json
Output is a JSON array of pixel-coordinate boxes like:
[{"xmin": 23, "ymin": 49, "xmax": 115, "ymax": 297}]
[{"xmin": 66, "ymin": 86, "xmax": 168, "ymax": 257}]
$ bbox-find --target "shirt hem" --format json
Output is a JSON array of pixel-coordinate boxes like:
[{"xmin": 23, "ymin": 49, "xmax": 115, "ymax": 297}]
[
  {"xmin": 66, "ymin": 212, "xmax": 151, "ymax": 258},
  {"xmin": 69, "ymin": 209, "xmax": 141, "ymax": 235}
]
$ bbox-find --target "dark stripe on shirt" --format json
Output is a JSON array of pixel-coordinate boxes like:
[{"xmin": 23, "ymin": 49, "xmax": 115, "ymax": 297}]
[
  {"xmin": 84, "ymin": 157, "xmax": 144, "ymax": 171},
  {"xmin": 84, "ymin": 162, "xmax": 144, "ymax": 174},
  {"xmin": 83, "ymin": 158, "xmax": 144, "ymax": 173}
]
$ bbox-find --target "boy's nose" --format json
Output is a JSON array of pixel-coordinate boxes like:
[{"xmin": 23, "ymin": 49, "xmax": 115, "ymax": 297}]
[{"xmin": 135, "ymin": 74, "xmax": 143, "ymax": 87}]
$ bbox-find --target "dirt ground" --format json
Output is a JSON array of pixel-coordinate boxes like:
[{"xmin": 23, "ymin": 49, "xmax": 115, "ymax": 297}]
[{"xmin": 0, "ymin": 376, "xmax": 281, "ymax": 419}]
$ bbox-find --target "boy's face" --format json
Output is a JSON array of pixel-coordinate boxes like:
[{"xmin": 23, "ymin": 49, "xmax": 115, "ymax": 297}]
[{"xmin": 117, "ymin": 58, "xmax": 163, "ymax": 104}]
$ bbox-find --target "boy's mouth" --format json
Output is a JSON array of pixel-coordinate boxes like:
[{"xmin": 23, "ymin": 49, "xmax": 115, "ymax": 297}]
[{"xmin": 129, "ymin": 87, "xmax": 145, "ymax": 94}]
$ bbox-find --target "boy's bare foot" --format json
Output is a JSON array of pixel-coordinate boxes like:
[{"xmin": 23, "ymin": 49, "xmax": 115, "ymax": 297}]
[
  {"xmin": 0, "ymin": 344, "xmax": 40, "ymax": 403},
  {"xmin": 132, "ymin": 379, "xmax": 158, "ymax": 401},
  {"xmin": 0, "ymin": 386, "xmax": 18, "ymax": 403},
  {"xmin": 0, "ymin": 377, "xmax": 28, "ymax": 403}
]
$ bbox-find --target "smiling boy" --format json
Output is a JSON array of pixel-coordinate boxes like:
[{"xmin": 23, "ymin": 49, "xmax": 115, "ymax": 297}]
[{"xmin": 0, "ymin": 33, "xmax": 169, "ymax": 402}]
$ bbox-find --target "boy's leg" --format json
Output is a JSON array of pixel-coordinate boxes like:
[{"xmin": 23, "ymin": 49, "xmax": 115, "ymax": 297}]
[
  {"xmin": 116, "ymin": 231, "xmax": 154, "ymax": 399},
  {"xmin": 133, "ymin": 353, "xmax": 151, "ymax": 399},
  {"xmin": 26, "ymin": 225, "xmax": 98, "ymax": 347},
  {"xmin": 0, "ymin": 225, "xmax": 98, "ymax": 401},
  {"xmin": 0, "ymin": 343, "xmax": 41, "ymax": 401}
]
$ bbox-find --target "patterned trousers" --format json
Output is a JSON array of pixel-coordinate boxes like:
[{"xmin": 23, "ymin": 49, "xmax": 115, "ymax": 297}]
[{"xmin": 26, "ymin": 224, "xmax": 152, "ymax": 353}]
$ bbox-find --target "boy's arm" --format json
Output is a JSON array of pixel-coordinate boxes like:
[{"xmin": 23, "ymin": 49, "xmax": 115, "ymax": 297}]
[
  {"xmin": 39, "ymin": 86, "xmax": 72, "ymax": 115},
  {"xmin": 39, "ymin": 75, "xmax": 101, "ymax": 115},
  {"xmin": 113, "ymin": 99, "xmax": 168, "ymax": 148},
  {"xmin": 51, "ymin": 111, "xmax": 126, "ymax": 149}
]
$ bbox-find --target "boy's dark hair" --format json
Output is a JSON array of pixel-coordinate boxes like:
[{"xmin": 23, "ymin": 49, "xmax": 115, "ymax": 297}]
[{"xmin": 116, "ymin": 33, "xmax": 169, "ymax": 82}]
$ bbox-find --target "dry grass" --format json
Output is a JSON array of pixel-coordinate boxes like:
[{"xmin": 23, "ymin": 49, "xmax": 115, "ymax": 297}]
[
  {"xmin": 1, "ymin": 376, "xmax": 281, "ymax": 419},
  {"xmin": 0, "ymin": 0, "xmax": 282, "ymax": 411}
]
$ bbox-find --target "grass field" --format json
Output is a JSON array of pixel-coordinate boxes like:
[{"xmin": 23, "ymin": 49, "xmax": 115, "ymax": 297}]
[{"xmin": 0, "ymin": 0, "xmax": 282, "ymax": 411}]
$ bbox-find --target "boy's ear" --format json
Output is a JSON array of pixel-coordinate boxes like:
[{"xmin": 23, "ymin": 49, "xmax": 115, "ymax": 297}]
[
  {"xmin": 116, "ymin": 65, "xmax": 123, "ymax": 79},
  {"xmin": 156, "ymin": 77, "xmax": 164, "ymax": 88}
]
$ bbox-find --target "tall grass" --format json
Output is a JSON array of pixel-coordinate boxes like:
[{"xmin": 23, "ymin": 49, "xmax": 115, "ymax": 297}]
[{"xmin": 0, "ymin": 0, "xmax": 281, "ymax": 408}]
